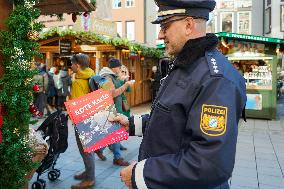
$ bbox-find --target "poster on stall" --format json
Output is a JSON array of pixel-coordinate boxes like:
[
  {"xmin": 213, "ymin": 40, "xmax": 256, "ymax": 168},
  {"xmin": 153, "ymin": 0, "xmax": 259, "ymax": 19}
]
[
  {"xmin": 246, "ymin": 94, "xmax": 262, "ymax": 110},
  {"xmin": 65, "ymin": 89, "xmax": 129, "ymax": 152}
]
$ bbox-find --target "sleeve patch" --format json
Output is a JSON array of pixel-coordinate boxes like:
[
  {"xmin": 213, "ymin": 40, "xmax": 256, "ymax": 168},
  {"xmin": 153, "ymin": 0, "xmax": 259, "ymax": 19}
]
[{"xmin": 200, "ymin": 104, "xmax": 227, "ymax": 136}]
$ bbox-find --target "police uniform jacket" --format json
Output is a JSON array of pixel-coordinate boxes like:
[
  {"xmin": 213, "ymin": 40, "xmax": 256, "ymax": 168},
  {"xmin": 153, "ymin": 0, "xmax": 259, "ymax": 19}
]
[{"xmin": 131, "ymin": 34, "xmax": 247, "ymax": 189}]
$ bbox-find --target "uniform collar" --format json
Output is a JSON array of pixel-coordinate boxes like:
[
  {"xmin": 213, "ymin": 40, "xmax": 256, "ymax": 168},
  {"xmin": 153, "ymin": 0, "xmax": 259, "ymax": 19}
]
[{"xmin": 175, "ymin": 33, "xmax": 218, "ymax": 68}]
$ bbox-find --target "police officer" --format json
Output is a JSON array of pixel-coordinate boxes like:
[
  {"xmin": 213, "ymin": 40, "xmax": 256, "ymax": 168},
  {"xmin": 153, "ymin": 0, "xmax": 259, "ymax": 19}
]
[{"xmin": 117, "ymin": 0, "xmax": 247, "ymax": 188}]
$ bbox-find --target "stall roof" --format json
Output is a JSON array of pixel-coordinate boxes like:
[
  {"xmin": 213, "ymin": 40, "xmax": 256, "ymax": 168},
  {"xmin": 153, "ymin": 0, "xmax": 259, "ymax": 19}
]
[
  {"xmin": 217, "ymin": 32, "xmax": 284, "ymax": 45},
  {"xmin": 35, "ymin": 0, "xmax": 95, "ymax": 15}
]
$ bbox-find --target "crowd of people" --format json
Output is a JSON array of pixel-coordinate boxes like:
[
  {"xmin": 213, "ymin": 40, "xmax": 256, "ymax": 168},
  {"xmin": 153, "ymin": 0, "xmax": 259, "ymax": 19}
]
[
  {"xmin": 32, "ymin": 64, "xmax": 72, "ymax": 118},
  {"xmin": 33, "ymin": 56, "xmax": 157, "ymax": 189}
]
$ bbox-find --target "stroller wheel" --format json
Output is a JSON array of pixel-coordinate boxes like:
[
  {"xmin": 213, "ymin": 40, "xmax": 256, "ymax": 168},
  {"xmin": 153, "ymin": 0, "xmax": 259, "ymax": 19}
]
[
  {"xmin": 38, "ymin": 179, "xmax": 46, "ymax": 189},
  {"xmin": 48, "ymin": 170, "xmax": 59, "ymax": 181},
  {"xmin": 31, "ymin": 180, "xmax": 45, "ymax": 189},
  {"xmin": 54, "ymin": 169, "xmax": 61, "ymax": 177}
]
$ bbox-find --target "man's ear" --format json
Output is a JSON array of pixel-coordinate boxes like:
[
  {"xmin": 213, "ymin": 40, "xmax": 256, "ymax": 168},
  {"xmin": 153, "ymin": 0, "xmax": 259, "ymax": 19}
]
[{"xmin": 185, "ymin": 17, "xmax": 194, "ymax": 35}]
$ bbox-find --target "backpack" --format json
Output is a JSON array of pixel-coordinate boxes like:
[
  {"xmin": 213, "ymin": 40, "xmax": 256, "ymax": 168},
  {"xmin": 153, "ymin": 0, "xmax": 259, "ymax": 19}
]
[{"xmin": 89, "ymin": 75, "xmax": 112, "ymax": 92}]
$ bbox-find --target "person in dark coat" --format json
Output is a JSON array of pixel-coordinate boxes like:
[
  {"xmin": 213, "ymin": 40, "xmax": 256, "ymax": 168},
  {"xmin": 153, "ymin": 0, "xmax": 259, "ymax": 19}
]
[
  {"xmin": 117, "ymin": 1, "xmax": 247, "ymax": 189},
  {"xmin": 150, "ymin": 65, "xmax": 162, "ymax": 102},
  {"xmin": 57, "ymin": 68, "xmax": 72, "ymax": 111},
  {"xmin": 47, "ymin": 67, "xmax": 57, "ymax": 113}
]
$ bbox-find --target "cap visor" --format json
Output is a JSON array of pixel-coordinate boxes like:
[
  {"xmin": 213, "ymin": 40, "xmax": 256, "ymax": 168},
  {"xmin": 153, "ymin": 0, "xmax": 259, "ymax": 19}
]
[{"xmin": 151, "ymin": 15, "xmax": 173, "ymax": 24}]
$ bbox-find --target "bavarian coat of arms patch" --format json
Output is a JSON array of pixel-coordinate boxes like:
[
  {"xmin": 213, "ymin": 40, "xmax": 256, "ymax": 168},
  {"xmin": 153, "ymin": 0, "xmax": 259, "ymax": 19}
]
[{"xmin": 200, "ymin": 104, "xmax": 228, "ymax": 136}]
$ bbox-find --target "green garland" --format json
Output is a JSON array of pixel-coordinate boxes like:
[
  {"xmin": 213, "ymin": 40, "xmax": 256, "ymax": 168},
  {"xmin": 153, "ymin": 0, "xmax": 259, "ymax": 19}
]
[
  {"xmin": 40, "ymin": 28, "xmax": 164, "ymax": 58},
  {"xmin": 0, "ymin": 1, "xmax": 42, "ymax": 188}
]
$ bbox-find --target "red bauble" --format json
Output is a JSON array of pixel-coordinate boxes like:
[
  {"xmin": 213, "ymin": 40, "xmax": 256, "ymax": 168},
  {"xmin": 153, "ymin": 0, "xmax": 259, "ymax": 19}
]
[
  {"xmin": 33, "ymin": 84, "xmax": 40, "ymax": 92},
  {"xmin": 29, "ymin": 104, "xmax": 37, "ymax": 113},
  {"xmin": 83, "ymin": 12, "xmax": 89, "ymax": 17},
  {"xmin": 37, "ymin": 112, "xmax": 43, "ymax": 117},
  {"xmin": 72, "ymin": 13, "xmax": 77, "ymax": 23}
]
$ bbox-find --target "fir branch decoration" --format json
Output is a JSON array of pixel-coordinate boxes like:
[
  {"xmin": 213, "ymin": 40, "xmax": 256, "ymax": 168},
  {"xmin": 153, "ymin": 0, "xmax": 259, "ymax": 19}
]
[
  {"xmin": 0, "ymin": 1, "xmax": 43, "ymax": 188},
  {"xmin": 40, "ymin": 28, "xmax": 164, "ymax": 58}
]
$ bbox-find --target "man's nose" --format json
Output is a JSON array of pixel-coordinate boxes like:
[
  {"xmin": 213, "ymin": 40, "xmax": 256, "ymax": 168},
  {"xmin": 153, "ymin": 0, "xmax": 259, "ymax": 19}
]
[{"xmin": 158, "ymin": 29, "xmax": 165, "ymax": 40}]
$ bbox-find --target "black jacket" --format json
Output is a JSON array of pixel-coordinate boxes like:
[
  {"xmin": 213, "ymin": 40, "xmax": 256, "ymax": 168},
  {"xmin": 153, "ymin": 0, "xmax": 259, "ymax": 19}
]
[{"xmin": 132, "ymin": 34, "xmax": 247, "ymax": 189}]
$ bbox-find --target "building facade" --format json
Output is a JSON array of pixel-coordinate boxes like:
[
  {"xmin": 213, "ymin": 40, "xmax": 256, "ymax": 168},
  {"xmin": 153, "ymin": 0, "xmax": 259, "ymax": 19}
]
[
  {"xmin": 207, "ymin": 0, "xmax": 284, "ymax": 38},
  {"xmin": 111, "ymin": 0, "xmax": 157, "ymax": 46}
]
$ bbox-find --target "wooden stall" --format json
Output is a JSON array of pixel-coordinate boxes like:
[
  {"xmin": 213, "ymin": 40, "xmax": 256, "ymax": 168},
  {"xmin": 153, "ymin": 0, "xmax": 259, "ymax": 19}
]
[
  {"xmin": 39, "ymin": 34, "xmax": 158, "ymax": 106},
  {"xmin": 217, "ymin": 32, "xmax": 284, "ymax": 119}
]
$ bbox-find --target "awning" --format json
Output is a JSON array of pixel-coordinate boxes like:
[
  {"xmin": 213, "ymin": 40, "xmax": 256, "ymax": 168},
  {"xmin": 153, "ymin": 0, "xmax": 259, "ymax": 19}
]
[
  {"xmin": 35, "ymin": 0, "xmax": 96, "ymax": 15},
  {"xmin": 217, "ymin": 32, "xmax": 284, "ymax": 45}
]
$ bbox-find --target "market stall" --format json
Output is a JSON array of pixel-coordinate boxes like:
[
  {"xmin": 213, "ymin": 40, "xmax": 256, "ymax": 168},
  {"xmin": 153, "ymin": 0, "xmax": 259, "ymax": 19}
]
[
  {"xmin": 39, "ymin": 29, "xmax": 162, "ymax": 106},
  {"xmin": 217, "ymin": 32, "xmax": 284, "ymax": 119}
]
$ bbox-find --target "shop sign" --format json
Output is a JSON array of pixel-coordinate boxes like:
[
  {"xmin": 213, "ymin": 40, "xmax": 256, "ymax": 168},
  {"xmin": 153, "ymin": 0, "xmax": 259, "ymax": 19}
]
[
  {"xmin": 93, "ymin": 18, "xmax": 117, "ymax": 37},
  {"xmin": 217, "ymin": 32, "xmax": 284, "ymax": 44},
  {"xmin": 59, "ymin": 40, "xmax": 72, "ymax": 55}
]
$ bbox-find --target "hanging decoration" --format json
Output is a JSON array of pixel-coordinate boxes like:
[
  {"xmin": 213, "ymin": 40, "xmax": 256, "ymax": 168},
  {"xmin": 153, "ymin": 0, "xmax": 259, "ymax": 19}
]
[
  {"xmin": 83, "ymin": 12, "xmax": 89, "ymax": 17},
  {"xmin": 72, "ymin": 13, "xmax": 77, "ymax": 23}
]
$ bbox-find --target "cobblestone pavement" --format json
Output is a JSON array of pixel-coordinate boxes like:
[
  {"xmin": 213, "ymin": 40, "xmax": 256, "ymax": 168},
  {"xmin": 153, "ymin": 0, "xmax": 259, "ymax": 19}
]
[{"xmin": 28, "ymin": 103, "xmax": 284, "ymax": 189}]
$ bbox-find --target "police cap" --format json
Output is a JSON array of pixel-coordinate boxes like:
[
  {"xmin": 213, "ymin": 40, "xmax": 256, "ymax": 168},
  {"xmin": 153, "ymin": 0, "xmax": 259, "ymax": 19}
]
[{"xmin": 152, "ymin": 0, "xmax": 216, "ymax": 24}]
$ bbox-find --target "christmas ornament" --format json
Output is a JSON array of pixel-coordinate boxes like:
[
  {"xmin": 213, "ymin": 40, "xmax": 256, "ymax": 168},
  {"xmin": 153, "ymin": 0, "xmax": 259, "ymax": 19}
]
[
  {"xmin": 72, "ymin": 13, "xmax": 77, "ymax": 23},
  {"xmin": 13, "ymin": 128, "xmax": 20, "ymax": 136},
  {"xmin": 29, "ymin": 104, "xmax": 37, "ymax": 113},
  {"xmin": 27, "ymin": 30, "xmax": 39, "ymax": 41},
  {"xmin": 83, "ymin": 12, "xmax": 89, "ymax": 17},
  {"xmin": 33, "ymin": 84, "xmax": 40, "ymax": 92},
  {"xmin": 37, "ymin": 112, "xmax": 43, "ymax": 117}
]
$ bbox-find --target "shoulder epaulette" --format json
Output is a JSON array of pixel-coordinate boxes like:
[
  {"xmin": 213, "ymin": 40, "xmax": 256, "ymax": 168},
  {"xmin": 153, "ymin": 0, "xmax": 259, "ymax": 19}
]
[{"xmin": 205, "ymin": 50, "xmax": 224, "ymax": 77}]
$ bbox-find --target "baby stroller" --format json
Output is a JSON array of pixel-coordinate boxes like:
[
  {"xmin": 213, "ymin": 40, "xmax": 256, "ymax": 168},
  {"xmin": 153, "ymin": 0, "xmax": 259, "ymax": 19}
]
[{"xmin": 31, "ymin": 110, "xmax": 68, "ymax": 189}]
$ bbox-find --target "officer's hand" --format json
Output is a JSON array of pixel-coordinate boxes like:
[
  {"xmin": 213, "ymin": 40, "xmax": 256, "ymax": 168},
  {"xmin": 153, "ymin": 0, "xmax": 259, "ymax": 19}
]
[
  {"xmin": 120, "ymin": 162, "xmax": 137, "ymax": 189},
  {"xmin": 108, "ymin": 114, "xmax": 129, "ymax": 131}
]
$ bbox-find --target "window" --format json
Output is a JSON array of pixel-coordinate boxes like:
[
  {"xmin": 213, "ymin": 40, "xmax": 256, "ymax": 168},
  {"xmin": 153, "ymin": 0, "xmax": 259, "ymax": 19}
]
[
  {"xmin": 220, "ymin": 12, "xmax": 234, "ymax": 32},
  {"xmin": 281, "ymin": 5, "xmax": 284, "ymax": 31},
  {"xmin": 113, "ymin": 0, "xmax": 121, "ymax": 8},
  {"xmin": 206, "ymin": 12, "xmax": 217, "ymax": 33},
  {"xmin": 126, "ymin": 21, "xmax": 135, "ymax": 41},
  {"xmin": 126, "ymin": 0, "xmax": 134, "ymax": 7},
  {"xmin": 264, "ymin": 7, "xmax": 271, "ymax": 34},
  {"xmin": 267, "ymin": 0, "xmax": 271, "ymax": 6},
  {"xmin": 116, "ymin": 21, "xmax": 122, "ymax": 37},
  {"xmin": 237, "ymin": 11, "xmax": 251, "ymax": 34}
]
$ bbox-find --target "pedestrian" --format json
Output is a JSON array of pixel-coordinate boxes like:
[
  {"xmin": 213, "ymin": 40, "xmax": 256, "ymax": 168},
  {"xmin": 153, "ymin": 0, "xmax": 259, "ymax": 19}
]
[
  {"xmin": 32, "ymin": 63, "xmax": 48, "ymax": 119},
  {"xmin": 117, "ymin": 0, "xmax": 247, "ymax": 188},
  {"xmin": 57, "ymin": 67, "xmax": 72, "ymax": 111},
  {"xmin": 149, "ymin": 65, "xmax": 162, "ymax": 102},
  {"xmin": 47, "ymin": 67, "xmax": 57, "ymax": 113},
  {"xmin": 70, "ymin": 53, "xmax": 96, "ymax": 189},
  {"xmin": 98, "ymin": 58, "xmax": 134, "ymax": 166}
]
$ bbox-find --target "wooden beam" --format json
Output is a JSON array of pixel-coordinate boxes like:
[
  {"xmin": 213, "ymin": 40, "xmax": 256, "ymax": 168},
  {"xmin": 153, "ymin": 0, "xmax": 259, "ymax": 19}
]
[
  {"xmin": 40, "ymin": 46, "xmax": 59, "ymax": 53},
  {"xmin": 35, "ymin": 0, "xmax": 95, "ymax": 15}
]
